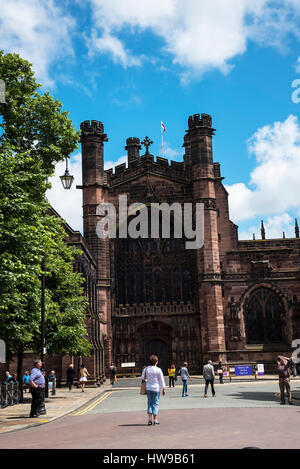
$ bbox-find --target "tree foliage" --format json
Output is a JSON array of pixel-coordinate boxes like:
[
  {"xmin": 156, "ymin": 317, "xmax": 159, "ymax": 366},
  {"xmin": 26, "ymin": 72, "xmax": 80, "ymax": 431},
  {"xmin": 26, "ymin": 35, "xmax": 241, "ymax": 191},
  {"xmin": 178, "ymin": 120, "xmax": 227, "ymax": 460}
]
[{"xmin": 0, "ymin": 52, "xmax": 91, "ymax": 364}]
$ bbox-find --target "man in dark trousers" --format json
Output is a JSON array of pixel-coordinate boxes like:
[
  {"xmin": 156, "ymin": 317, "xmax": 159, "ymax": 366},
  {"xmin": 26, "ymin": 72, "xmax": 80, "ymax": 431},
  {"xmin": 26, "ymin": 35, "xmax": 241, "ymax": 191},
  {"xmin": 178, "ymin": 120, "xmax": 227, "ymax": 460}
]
[
  {"xmin": 29, "ymin": 360, "xmax": 45, "ymax": 418},
  {"xmin": 203, "ymin": 360, "xmax": 216, "ymax": 398},
  {"xmin": 277, "ymin": 356, "xmax": 293, "ymax": 405},
  {"xmin": 66, "ymin": 363, "xmax": 75, "ymax": 391}
]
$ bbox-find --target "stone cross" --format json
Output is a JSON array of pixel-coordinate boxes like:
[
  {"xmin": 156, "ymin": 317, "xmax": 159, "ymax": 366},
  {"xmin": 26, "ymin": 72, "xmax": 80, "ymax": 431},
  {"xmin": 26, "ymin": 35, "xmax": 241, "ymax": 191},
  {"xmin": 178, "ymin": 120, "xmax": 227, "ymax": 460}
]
[{"xmin": 141, "ymin": 136, "xmax": 153, "ymax": 154}]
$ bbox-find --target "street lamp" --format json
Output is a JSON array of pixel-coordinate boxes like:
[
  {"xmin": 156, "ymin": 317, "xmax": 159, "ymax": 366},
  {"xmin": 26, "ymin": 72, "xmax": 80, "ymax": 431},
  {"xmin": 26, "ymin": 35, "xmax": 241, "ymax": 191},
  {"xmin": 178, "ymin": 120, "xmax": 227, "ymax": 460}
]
[
  {"xmin": 39, "ymin": 158, "xmax": 74, "ymax": 411},
  {"xmin": 60, "ymin": 157, "xmax": 74, "ymax": 190}
]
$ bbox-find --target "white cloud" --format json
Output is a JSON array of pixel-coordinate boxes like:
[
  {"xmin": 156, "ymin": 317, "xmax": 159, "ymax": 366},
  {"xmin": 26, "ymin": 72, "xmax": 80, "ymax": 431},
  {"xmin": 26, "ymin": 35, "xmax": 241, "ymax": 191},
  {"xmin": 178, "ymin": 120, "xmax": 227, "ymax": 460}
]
[
  {"xmin": 2, "ymin": 1, "xmax": 300, "ymax": 84},
  {"xmin": 89, "ymin": 30, "xmax": 142, "ymax": 68},
  {"xmin": 104, "ymin": 155, "xmax": 127, "ymax": 170},
  {"xmin": 0, "ymin": 0, "xmax": 75, "ymax": 87},
  {"xmin": 226, "ymin": 115, "xmax": 300, "ymax": 228},
  {"xmin": 161, "ymin": 142, "xmax": 181, "ymax": 161},
  {"xmin": 47, "ymin": 153, "xmax": 83, "ymax": 232},
  {"xmin": 87, "ymin": 0, "xmax": 300, "ymax": 80},
  {"xmin": 239, "ymin": 213, "xmax": 296, "ymax": 240}
]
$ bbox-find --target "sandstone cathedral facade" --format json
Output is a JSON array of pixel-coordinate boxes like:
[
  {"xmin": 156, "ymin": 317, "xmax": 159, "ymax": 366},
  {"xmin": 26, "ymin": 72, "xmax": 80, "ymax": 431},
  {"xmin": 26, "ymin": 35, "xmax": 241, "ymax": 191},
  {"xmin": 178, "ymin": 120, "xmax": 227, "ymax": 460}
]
[{"xmin": 76, "ymin": 113, "xmax": 300, "ymax": 376}]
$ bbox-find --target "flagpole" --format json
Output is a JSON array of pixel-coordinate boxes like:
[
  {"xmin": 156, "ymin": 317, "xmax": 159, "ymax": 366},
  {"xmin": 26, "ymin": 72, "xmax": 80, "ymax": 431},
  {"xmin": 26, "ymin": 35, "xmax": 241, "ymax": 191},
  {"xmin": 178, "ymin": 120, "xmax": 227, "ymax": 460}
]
[{"xmin": 161, "ymin": 121, "xmax": 164, "ymax": 157}]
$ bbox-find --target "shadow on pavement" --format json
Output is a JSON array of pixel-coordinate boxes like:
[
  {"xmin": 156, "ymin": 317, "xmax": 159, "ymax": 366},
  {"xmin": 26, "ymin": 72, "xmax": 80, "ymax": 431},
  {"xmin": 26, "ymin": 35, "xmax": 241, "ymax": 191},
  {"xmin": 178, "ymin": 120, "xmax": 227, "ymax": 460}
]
[
  {"xmin": 7, "ymin": 416, "xmax": 32, "ymax": 420},
  {"xmin": 227, "ymin": 391, "xmax": 300, "ymax": 405},
  {"xmin": 118, "ymin": 424, "xmax": 150, "ymax": 427}
]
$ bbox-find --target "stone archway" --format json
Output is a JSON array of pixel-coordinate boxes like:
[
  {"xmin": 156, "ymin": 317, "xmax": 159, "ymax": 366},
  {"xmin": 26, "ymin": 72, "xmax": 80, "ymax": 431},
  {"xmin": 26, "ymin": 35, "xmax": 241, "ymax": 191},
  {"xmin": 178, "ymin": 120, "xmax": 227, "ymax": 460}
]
[
  {"xmin": 145, "ymin": 339, "xmax": 168, "ymax": 374},
  {"xmin": 137, "ymin": 320, "xmax": 172, "ymax": 374}
]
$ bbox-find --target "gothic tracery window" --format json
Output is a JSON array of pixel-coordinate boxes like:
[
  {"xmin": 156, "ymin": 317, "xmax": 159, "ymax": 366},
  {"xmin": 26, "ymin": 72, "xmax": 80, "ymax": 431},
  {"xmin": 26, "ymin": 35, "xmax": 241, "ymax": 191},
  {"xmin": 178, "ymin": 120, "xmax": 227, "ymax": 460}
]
[
  {"xmin": 244, "ymin": 288, "xmax": 284, "ymax": 344},
  {"xmin": 115, "ymin": 217, "xmax": 193, "ymax": 306}
]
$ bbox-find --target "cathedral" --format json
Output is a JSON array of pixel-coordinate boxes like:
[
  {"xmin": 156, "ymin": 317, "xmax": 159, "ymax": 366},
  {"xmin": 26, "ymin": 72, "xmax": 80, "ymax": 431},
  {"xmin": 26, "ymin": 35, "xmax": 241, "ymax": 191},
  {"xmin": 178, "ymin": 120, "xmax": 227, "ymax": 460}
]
[{"xmin": 75, "ymin": 113, "xmax": 300, "ymax": 376}]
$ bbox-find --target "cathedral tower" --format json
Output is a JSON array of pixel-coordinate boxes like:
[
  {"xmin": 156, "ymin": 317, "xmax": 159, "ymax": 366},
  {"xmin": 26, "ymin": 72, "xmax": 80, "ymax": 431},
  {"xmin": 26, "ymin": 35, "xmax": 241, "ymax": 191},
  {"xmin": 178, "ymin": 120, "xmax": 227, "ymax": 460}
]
[
  {"xmin": 79, "ymin": 120, "xmax": 112, "ymax": 371},
  {"xmin": 184, "ymin": 114, "xmax": 226, "ymax": 360}
]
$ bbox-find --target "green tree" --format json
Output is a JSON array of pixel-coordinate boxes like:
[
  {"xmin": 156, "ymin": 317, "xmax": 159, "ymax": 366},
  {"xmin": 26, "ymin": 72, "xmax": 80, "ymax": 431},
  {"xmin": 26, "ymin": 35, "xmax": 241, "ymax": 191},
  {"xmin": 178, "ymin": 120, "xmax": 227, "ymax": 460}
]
[{"xmin": 0, "ymin": 52, "xmax": 91, "ymax": 380}]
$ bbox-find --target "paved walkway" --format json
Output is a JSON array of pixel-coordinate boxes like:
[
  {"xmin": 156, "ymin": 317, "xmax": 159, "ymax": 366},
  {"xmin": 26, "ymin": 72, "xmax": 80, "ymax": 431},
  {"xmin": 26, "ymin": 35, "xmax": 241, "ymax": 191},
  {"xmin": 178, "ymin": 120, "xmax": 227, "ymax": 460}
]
[
  {"xmin": 0, "ymin": 375, "xmax": 299, "ymax": 435},
  {"xmin": 0, "ymin": 384, "xmax": 110, "ymax": 434}
]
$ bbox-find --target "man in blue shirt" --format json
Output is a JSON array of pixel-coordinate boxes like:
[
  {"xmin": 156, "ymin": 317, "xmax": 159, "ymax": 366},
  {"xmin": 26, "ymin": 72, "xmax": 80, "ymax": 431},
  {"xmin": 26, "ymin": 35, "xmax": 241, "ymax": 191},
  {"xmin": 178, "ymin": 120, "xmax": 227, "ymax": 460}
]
[
  {"xmin": 29, "ymin": 360, "xmax": 45, "ymax": 418},
  {"xmin": 4, "ymin": 371, "xmax": 13, "ymax": 384}
]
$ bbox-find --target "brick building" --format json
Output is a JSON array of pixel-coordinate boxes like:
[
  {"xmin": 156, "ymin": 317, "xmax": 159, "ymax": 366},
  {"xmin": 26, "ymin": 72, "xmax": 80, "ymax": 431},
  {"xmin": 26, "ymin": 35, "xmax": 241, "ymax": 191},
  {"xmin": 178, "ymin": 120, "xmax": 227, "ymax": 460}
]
[
  {"xmin": 4, "ymin": 112, "xmax": 299, "ymax": 381},
  {"xmin": 78, "ymin": 113, "xmax": 300, "ymax": 374}
]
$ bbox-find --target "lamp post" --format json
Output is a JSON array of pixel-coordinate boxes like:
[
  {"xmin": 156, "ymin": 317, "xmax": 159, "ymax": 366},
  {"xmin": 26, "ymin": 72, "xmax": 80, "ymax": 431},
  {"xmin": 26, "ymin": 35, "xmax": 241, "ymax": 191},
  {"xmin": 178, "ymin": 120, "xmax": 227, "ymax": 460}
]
[
  {"xmin": 60, "ymin": 157, "xmax": 74, "ymax": 190},
  {"xmin": 42, "ymin": 157, "xmax": 74, "ymax": 361},
  {"xmin": 42, "ymin": 156, "xmax": 74, "ymax": 359},
  {"xmin": 39, "ymin": 157, "xmax": 74, "ymax": 412},
  {"xmin": 41, "ymin": 255, "xmax": 46, "ymax": 368}
]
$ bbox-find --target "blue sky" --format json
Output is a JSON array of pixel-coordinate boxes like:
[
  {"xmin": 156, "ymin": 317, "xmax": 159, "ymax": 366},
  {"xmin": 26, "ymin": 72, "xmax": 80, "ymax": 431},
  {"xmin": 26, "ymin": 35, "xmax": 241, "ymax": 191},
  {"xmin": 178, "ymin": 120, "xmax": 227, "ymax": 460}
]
[{"xmin": 1, "ymin": 0, "xmax": 300, "ymax": 239}]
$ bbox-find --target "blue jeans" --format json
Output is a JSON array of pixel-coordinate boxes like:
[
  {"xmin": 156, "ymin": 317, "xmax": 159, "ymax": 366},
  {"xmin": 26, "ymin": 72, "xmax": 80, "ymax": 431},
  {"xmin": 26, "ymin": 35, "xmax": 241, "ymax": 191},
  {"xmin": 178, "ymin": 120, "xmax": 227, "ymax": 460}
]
[
  {"xmin": 147, "ymin": 391, "xmax": 160, "ymax": 416},
  {"xmin": 182, "ymin": 380, "xmax": 188, "ymax": 396}
]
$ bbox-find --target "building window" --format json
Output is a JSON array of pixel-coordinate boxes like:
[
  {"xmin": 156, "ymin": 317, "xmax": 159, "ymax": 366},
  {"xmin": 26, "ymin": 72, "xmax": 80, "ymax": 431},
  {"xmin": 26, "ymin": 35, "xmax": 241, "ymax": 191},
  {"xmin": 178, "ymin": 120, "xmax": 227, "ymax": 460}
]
[{"xmin": 244, "ymin": 288, "xmax": 284, "ymax": 344}]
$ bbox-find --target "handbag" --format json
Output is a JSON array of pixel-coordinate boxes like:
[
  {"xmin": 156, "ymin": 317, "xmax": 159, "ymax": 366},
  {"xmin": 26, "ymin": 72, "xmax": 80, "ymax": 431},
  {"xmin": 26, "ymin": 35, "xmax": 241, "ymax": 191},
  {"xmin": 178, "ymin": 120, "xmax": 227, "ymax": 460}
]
[{"xmin": 140, "ymin": 369, "xmax": 147, "ymax": 395}]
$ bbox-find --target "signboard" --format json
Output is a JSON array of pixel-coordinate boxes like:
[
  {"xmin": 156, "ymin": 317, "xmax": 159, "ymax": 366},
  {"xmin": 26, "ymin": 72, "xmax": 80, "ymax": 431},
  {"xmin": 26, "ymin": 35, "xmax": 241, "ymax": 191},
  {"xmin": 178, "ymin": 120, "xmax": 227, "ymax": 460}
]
[
  {"xmin": 235, "ymin": 365, "xmax": 253, "ymax": 376},
  {"xmin": 218, "ymin": 363, "xmax": 264, "ymax": 378},
  {"xmin": 121, "ymin": 362, "xmax": 135, "ymax": 368},
  {"xmin": 257, "ymin": 364, "xmax": 264, "ymax": 375}
]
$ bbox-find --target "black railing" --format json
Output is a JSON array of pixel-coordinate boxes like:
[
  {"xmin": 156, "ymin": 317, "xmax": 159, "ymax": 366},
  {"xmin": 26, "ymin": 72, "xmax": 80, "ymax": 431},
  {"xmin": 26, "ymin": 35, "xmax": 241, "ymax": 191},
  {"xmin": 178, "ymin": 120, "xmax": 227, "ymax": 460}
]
[{"xmin": 0, "ymin": 381, "xmax": 22, "ymax": 408}]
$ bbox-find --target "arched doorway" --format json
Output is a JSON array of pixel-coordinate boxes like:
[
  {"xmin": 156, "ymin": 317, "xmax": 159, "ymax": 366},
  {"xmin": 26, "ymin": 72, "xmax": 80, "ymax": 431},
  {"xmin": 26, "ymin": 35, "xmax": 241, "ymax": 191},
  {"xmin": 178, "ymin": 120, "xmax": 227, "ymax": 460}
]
[
  {"xmin": 138, "ymin": 320, "xmax": 172, "ymax": 374},
  {"xmin": 145, "ymin": 339, "xmax": 168, "ymax": 375}
]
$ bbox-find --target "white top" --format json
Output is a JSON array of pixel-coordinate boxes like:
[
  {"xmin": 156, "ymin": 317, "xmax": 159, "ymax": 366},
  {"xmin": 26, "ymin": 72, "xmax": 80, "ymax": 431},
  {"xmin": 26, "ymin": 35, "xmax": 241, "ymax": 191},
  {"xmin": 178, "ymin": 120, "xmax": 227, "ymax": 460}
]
[{"xmin": 141, "ymin": 366, "xmax": 166, "ymax": 392}]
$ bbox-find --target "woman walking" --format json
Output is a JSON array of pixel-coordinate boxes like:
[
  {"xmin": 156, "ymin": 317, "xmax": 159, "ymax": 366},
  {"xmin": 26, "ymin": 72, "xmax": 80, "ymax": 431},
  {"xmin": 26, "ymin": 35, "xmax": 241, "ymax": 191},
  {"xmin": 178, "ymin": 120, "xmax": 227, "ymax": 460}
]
[
  {"xmin": 141, "ymin": 355, "xmax": 166, "ymax": 426},
  {"xmin": 179, "ymin": 362, "xmax": 192, "ymax": 397},
  {"xmin": 79, "ymin": 364, "xmax": 90, "ymax": 392}
]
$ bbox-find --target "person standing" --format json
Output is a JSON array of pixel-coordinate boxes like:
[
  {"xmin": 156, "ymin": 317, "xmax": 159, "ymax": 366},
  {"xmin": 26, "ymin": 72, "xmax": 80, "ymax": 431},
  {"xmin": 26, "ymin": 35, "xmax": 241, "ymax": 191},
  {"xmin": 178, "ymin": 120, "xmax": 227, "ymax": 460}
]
[
  {"xmin": 179, "ymin": 362, "xmax": 192, "ymax": 397},
  {"xmin": 66, "ymin": 364, "xmax": 75, "ymax": 391},
  {"xmin": 29, "ymin": 360, "xmax": 45, "ymax": 418},
  {"xmin": 48, "ymin": 370, "xmax": 56, "ymax": 396},
  {"xmin": 4, "ymin": 371, "xmax": 13, "ymax": 384},
  {"xmin": 141, "ymin": 355, "xmax": 166, "ymax": 425},
  {"xmin": 168, "ymin": 364, "xmax": 176, "ymax": 388},
  {"xmin": 277, "ymin": 356, "xmax": 293, "ymax": 405},
  {"xmin": 79, "ymin": 364, "xmax": 90, "ymax": 392},
  {"xmin": 217, "ymin": 362, "xmax": 224, "ymax": 384},
  {"xmin": 109, "ymin": 363, "xmax": 117, "ymax": 386},
  {"xmin": 203, "ymin": 360, "xmax": 216, "ymax": 398},
  {"xmin": 22, "ymin": 371, "xmax": 30, "ymax": 393}
]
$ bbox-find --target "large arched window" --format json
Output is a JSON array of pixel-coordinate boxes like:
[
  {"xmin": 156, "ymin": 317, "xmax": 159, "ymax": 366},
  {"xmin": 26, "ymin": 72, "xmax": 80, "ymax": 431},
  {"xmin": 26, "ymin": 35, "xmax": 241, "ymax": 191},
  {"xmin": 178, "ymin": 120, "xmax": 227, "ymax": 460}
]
[
  {"xmin": 244, "ymin": 288, "xmax": 284, "ymax": 344},
  {"xmin": 114, "ymin": 215, "xmax": 194, "ymax": 306}
]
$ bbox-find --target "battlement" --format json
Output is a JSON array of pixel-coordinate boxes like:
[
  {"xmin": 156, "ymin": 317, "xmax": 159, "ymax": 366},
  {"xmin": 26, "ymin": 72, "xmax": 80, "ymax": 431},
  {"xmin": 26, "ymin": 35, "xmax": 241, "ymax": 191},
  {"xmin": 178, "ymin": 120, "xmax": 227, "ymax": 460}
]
[
  {"xmin": 104, "ymin": 154, "xmax": 185, "ymax": 185},
  {"xmin": 125, "ymin": 137, "xmax": 141, "ymax": 147},
  {"xmin": 80, "ymin": 120, "xmax": 108, "ymax": 140},
  {"xmin": 188, "ymin": 113, "xmax": 214, "ymax": 130}
]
